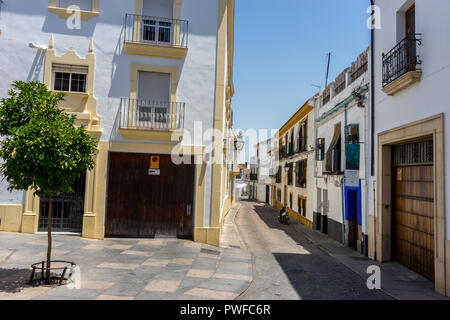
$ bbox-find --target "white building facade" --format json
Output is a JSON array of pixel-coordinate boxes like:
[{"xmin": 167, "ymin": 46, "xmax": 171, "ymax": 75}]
[
  {"xmin": 370, "ymin": 0, "xmax": 450, "ymax": 296},
  {"xmin": 313, "ymin": 49, "xmax": 370, "ymax": 254},
  {"xmin": 254, "ymin": 139, "xmax": 273, "ymax": 204},
  {"xmin": 0, "ymin": 0, "xmax": 236, "ymax": 246}
]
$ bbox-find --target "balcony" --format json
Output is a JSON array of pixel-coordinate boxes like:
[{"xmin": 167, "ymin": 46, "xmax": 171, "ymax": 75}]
[
  {"xmin": 382, "ymin": 34, "xmax": 422, "ymax": 96},
  {"xmin": 279, "ymin": 146, "xmax": 286, "ymax": 160},
  {"xmin": 124, "ymin": 14, "xmax": 188, "ymax": 59},
  {"xmin": 119, "ymin": 98, "xmax": 185, "ymax": 141}
]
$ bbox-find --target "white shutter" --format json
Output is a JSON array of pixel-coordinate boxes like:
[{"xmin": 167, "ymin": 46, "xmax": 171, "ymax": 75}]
[
  {"xmin": 142, "ymin": 0, "xmax": 173, "ymax": 18},
  {"xmin": 58, "ymin": 0, "xmax": 93, "ymax": 11},
  {"xmin": 138, "ymin": 71, "xmax": 170, "ymax": 102},
  {"xmin": 53, "ymin": 64, "xmax": 88, "ymax": 74}
]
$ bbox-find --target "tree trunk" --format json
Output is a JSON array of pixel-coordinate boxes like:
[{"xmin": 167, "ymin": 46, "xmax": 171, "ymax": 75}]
[{"xmin": 45, "ymin": 192, "xmax": 53, "ymax": 284}]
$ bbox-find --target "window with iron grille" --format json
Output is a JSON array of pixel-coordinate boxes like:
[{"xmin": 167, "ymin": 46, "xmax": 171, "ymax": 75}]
[
  {"xmin": 287, "ymin": 131, "xmax": 294, "ymax": 156},
  {"xmin": 392, "ymin": 139, "xmax": 433, "ymax": 165},
  {"xmin": 275, "ymin": 166, "xmax": 282, "ymax": 183},
  {"xmin": 316, "ymin": 138, "xmax": 325, "ymax": 161},
  {"xmin": 297, "ymin": 119, "xmax": 308, "ymax": 153},
  {"xmin": 345, "ymin": 124, "xmax": 359, "ymax": 144},
  {"xmin": 287, "ymin": 163, "xmax": 293, "ymax": 185},
  {"xmin": 295, "ymin": 160, "xmax": 307, "ymax": 188}
]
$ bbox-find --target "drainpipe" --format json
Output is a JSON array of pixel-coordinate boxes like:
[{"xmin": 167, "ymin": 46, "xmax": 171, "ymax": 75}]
[
  {"xmin": 341, "ymin": 99, "xmax": 348, "ymax": 245},
  {"xmin": 370, "ymin": 0, "xmax": 376, "ymax": 260},
  {"xmin": 370, "ymin": 0, "xmax": 375, "ymax": 176}
]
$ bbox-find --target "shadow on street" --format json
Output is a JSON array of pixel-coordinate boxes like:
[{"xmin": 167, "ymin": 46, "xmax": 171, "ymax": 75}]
[
  {"xmin": 0, "ymin": 268, "xmax": 33, "ymax": 294},
  {"xmin": 240, "ymin": 201, "xmax": 390, "ymax": 300}
]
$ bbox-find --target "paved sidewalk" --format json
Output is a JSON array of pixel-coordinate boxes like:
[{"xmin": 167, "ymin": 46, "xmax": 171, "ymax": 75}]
[
  {"xmin": 220, "ymin": 203, "xmax": 247, "ymax": 250},
  {"xmin": 275, "ymin": 205, "xmax": 448, "ymax": 300},
  {"xmin": 0, "ymin": 226, "xmax": 252, "ymax": 300}
]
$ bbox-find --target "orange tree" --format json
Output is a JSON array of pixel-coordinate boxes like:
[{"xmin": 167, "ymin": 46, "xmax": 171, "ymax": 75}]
[{"xmin": 0, "ymin": 81, "xmax": 96, "ymax": 283}]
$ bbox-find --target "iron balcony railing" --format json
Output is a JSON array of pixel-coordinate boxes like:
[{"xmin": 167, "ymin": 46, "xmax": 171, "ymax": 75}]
[
  {"xmin": 382, "ymin": 34, "xmax": 422, "ymax": 88},
  {"xmin": 120, "ymin": 98, "xmax": 185, "ymax": 131},
  {"xmin": 124, "ymin": 13, "xmax": 188, "ymax": 48}
]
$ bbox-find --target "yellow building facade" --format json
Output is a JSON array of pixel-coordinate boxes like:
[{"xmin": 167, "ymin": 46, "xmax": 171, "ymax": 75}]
[{"xmin": 0, "ymin": 0, "xmax": 237, "ymax": 247}]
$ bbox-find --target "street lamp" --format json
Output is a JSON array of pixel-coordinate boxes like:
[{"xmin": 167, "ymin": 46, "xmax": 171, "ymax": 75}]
[
  {"xmin": 234, "ymin": 132, "xmax": 245, "ymax": 151},
  {"xmin": 284, "ymin": 162, "xmax": 290, "ymax": 173}
]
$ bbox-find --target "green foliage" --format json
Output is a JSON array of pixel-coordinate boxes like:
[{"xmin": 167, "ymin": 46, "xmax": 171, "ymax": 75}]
[
  {"xmin": 0, "ymin": 81, "xmax": 66, "ymax": 136},
  {"xmin": 0, "ymin": 81, "xmax": 97, "ymax": 196}
]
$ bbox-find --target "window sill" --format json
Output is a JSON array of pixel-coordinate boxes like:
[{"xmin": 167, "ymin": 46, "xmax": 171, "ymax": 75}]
[
  {"xmin": 48, "ymin": 6, "xmax": 99, "ymax": 21},
  {"xmin": 124, "ymin": 41, "xmax": 188, "ymax": 60},
  {"xmin": 53, "ymin": 90, "xmax": 89, "ymax": 97},
  {"xmin": 382, "ymin": 70, "xmax": 422, "ymax": 96}
]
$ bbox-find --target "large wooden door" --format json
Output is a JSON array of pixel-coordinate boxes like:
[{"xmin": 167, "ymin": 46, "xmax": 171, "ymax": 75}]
[
  {"xmin": 392, "ymin": 139, "xmax": 434, "ymax": 281},
  {"xmin": 105, "ymin": 152, "xmax": 195, "ymax": 238}
]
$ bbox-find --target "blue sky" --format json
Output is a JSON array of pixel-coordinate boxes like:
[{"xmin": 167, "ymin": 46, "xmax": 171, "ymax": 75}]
[{"xmin": 232, "ymin": 0, "xmax": 371, "ymax": 153}]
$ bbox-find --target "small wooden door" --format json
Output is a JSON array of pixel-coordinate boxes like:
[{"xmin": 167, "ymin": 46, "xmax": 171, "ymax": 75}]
[
  {"xmin": 105, "ymin": 152, "xmax": 195, "ymax": 238},
  {"xmin": 392, "ymin": 140, "xmax": 434, "ymax": 281}
]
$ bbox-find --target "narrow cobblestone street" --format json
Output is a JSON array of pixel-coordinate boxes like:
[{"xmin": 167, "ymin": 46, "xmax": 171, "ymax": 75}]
[{"xmin": 235, "ymin": 200, "xmax": 446, "ymax": 300}]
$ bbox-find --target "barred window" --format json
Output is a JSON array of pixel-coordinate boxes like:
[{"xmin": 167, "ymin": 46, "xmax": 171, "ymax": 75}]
[
  {"xmin": 316, "ymin": 138, "xmax": 325, "ymax": 161},
  {"xmin": 295, "ymin": 160, "xmax": 307, "ymax": 188}
]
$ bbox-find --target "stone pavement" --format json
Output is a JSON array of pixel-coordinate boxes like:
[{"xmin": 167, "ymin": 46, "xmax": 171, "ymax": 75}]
[
  {"xmin": 261, "ymin": 203, "xmax": 448, "ymax": 300},
  {"xmin": 0, "ymin": 223, "xmax": 252, "ymax": 300},
  {"xmin": 220, "ymin": 203, "xmax": 247, "ymax": 250}
]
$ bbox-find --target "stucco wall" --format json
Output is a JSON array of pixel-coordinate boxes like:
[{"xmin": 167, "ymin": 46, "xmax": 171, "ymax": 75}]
[
  {"xmin": 373, "ymin": 0, "xmax": 450, "ymax": 239},
  {"xmin": 0, "ymin": 0, "xmax": 220, "ymax": 226},
  {"xmin": 316, "ymin": 69, "xmax": 369, "ymax": 231}
]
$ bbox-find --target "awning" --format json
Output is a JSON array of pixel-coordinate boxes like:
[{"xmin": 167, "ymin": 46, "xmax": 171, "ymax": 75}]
[{"xmin": 325, "ymin": 123, "xmax": 341, "ymax": 172}]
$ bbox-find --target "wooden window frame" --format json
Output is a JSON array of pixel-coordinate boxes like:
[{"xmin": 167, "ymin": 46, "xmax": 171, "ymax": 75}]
[{"xmin": 298, "ymin": 196, "xmax": 307, "ymax": 217}]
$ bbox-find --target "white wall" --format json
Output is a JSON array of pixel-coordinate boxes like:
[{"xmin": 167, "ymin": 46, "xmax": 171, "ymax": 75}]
[
  {"xmin": 0, "ymin": 0, "xmax": 220, "ymax": 223},
  {"xmin": 315, "ymin": 65, "xmax": 369, "ymax": 230},
  {"xmin": 373, "ymin": 0, "xmax": 450, "ymax": 239}
]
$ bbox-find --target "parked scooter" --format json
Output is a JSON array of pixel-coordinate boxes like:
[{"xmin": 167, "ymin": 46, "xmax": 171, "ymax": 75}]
[{"xmin": 278, "ymin": 206, "xmax": 289, "ymax": 224}]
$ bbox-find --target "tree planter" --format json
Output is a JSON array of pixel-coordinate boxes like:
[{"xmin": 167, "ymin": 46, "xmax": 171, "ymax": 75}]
[{"xmin": 29, "ymin": 260, "xmax": 76, "ymax": 286}]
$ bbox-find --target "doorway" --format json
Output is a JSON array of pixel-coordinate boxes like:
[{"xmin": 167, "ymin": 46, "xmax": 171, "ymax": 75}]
[{"xmin": 38, "ymin": 174, "xmax": 86, "ymax": 233}]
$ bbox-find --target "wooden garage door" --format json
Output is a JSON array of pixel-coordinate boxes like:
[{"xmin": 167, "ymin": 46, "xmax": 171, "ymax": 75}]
[
  {"xmin": 105, "ymin": 152, "xmax": 195, "ymax": 238},
  {"xmin": 392, "ymin": 139, "xmax": 434, "ymax": 281}
]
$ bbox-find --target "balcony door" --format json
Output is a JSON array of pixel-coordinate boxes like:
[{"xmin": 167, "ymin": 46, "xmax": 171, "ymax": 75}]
[
  {"xmin": 405, "ymin": 5, "xmax": 416, "ymax": 69},
  {"xmin": 141, "ymin": 0, "xmax": 174, "ymax": 45},
  {"xmin": 137, "ymin": 71, "xmax": 170, "ymax": 129}
]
